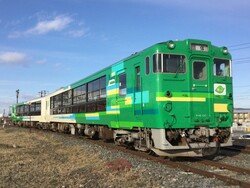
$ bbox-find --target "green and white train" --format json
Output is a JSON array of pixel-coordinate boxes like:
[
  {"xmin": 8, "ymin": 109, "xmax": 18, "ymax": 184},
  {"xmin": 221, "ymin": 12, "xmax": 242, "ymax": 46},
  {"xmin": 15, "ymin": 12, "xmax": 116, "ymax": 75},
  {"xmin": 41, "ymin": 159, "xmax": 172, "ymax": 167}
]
[{"xmin": 12, "ymin": 39, "xmax": 233, "ymax": 157}]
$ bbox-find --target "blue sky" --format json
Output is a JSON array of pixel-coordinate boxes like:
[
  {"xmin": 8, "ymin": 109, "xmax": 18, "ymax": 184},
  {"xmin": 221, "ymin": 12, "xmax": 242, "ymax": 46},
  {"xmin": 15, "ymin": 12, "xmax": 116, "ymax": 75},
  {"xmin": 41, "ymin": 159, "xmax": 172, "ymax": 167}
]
[{"xmin": 0, "ymin": 0, "xmax": 250, "ymax": 115}]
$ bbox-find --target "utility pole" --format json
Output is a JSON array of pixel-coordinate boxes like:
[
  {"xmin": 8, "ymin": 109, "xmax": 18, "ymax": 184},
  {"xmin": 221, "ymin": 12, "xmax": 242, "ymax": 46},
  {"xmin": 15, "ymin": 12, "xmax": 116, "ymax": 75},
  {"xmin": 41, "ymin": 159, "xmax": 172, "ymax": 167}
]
[
  {"xmin": 8, "ymin": 106, "xmax": 11, "ymax": 117},
  {"xmin": 39, "ymin": 91, "xmax": 42, "ymax": 97},
  {"xmin": 16, "ymin": 89, "xmax": 19, "ymax": 104},
  {"xmin": 39, "ymin": 90, "xmax": 48, "ymax": 97}
]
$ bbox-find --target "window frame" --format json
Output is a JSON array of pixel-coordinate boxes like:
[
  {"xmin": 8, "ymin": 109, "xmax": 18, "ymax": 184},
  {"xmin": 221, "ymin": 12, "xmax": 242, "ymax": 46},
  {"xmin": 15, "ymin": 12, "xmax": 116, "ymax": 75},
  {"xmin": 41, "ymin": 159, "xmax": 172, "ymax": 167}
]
[
  {"xmin": 213, "ymin": 58, "xmax": 231, "ymax": 77},
  {"xmin": 153, "ymin": 53, "xmax": 186, "ymax": 74},
  {"xmin": 136, "ymin": 66, "xmax": 141, "ymax": 92},
  {"xmin": 145, "ymin": 56, "xmax": 150, "ymax": 75},
  {"xmin": 118, "ymin": 73, "xmax": 127, "ymax": 96},
  {"xmin": 50, "ymin": 75, "xmax": 107, "ymax": 115},
  {"xmin": 193, "ymin": 61, "xmax": 207, "ymax": 80}
]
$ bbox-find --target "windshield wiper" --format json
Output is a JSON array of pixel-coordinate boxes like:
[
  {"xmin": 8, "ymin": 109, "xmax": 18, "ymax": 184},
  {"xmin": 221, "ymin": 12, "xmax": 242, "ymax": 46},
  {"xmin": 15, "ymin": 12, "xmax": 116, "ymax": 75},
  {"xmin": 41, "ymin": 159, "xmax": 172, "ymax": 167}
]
[{"xmin": 174, "ymin": 59, "xmax": 183, "ymax": 78}]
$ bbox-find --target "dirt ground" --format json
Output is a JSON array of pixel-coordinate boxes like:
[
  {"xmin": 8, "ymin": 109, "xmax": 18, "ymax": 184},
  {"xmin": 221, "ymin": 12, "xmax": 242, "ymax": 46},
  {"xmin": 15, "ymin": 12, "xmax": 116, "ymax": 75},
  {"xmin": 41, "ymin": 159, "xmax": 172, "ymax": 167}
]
[{"xmin": 0, "ymin": 126, "xmax": 152, "ymax": 188}]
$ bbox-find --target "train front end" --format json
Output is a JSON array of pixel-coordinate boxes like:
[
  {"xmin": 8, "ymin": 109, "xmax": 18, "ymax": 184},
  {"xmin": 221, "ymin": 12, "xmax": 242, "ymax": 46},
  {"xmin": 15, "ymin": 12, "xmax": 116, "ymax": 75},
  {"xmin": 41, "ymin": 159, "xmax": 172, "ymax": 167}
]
[{"xmin": 150, "ymin": 39, "xmax": 233, "ymax": 157}]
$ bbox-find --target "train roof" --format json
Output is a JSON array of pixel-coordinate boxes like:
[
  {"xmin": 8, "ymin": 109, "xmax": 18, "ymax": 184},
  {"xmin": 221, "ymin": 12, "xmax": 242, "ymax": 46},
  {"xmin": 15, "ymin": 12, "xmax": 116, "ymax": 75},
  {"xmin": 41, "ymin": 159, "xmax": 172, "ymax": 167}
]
[{"xmin": 14, "ymin": 38, "xmax": 231, "ymax": 105}]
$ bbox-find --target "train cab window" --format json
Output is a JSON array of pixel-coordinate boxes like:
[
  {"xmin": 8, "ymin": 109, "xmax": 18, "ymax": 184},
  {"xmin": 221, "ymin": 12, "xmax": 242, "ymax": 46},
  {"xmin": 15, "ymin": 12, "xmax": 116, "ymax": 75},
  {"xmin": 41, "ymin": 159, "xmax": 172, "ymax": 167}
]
[
  {"xmin": 153, "ymin": 54, "xmax": 185, "ymax": 73},
  {"xmin": 119, "ymin": 73, "xmax": 127, "ymax": 96},
  {"xmin": 153, "ymin": 54, "xmax": 162, "ymax": 72},
  {"xmin": 163, "ymin": 54, "xmax": 185, "ymax": 73},
  {"xmin": 145, "ymin": 57, "xmax": 150, "ymax": 75},
  {"xmin": 213, "ymin": 59, "xmax": 231, "ymax": 77},
  {"xmin": 193, "ymin": 61, "xmax": 207, "ymax": 80}
]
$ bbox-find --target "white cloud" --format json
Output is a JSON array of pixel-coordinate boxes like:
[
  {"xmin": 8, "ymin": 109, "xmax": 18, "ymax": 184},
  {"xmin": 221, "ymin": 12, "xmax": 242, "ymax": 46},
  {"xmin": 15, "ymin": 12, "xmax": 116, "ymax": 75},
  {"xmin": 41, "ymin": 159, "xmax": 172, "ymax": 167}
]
[
  {"xmin": 26, "ymin": 15, "xmax": 73, "ymax": 35},
  {"xmin": 36, "ymin": 58, "xmax": 47, "ymax": 64},
  {"xmin": 8, "ymin": 15, "xmax": 74, "ymax": 38},
  {"xmin": 8, "ymin": 32, "xmax": 22, "ymax": 38},
  {"xmin": 67, "ymin": 28, "xmax": 89, "ymax": 38},
  {"xmin": 0, "ymin": 52, "xmax": 27, "ymax": 65}
]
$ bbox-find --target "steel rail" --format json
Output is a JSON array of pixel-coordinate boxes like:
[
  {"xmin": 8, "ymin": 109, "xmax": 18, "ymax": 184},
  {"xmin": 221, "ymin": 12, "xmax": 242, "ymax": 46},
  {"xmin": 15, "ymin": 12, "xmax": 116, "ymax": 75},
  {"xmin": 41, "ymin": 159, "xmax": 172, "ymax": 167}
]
[
  {"xmin": 197, "ymin": 159, "xmax": 250, "ymax": 175},
  {"xmin": 223, "ymin": 146, "xmax": 250, "ymax": 154}
]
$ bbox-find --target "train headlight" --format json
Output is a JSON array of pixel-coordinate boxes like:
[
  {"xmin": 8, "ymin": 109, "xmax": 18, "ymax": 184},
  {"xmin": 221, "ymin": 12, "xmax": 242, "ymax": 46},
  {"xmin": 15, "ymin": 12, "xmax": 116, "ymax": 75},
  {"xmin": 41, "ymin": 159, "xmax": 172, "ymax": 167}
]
[
  {"xmin": 167, "ymin": 40, "xmax": 175, "ymax": 49},
  {"xmin": 222, "ymin": 47, "xmax": 228, "ymax": 55}
]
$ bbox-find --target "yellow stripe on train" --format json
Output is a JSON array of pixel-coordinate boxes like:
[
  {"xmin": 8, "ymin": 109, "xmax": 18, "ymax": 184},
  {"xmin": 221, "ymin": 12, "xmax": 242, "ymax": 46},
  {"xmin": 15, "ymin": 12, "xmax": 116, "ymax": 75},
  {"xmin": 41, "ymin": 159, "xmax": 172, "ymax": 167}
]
[{"xmin": 156, "ymin": 97, "xmax": 206, "ymax": 102}]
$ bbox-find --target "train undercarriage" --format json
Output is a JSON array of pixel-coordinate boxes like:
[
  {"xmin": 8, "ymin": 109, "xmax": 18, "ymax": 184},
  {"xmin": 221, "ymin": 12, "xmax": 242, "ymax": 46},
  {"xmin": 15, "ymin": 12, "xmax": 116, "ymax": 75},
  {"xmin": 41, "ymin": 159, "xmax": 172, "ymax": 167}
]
[{"xmin": 15, "ymin": 121, "xmax": 232, "ymax": 157}]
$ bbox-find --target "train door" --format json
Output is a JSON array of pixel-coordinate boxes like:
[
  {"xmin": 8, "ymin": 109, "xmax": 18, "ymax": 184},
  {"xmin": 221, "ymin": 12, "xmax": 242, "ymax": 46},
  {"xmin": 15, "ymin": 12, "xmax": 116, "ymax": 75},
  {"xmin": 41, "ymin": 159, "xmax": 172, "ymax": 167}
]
[
  {"xmin": 134, "ymin": 65, "xmax": 142, "ymax": 117},
  {"xmin": 190, "ymin": 57, "xmax": 214, "ymax": 125},
  {"xmin": 116, "ymin": 70, "xmax": 128, "ymax": 126}
]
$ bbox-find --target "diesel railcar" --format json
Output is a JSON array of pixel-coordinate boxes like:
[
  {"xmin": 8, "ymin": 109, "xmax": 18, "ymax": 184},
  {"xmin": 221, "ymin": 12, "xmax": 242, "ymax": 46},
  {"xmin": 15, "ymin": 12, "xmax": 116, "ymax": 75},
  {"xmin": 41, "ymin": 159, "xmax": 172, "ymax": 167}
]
[{"xmin": 12, "ymin": 39, "xmax": 233, "ymax": 157}]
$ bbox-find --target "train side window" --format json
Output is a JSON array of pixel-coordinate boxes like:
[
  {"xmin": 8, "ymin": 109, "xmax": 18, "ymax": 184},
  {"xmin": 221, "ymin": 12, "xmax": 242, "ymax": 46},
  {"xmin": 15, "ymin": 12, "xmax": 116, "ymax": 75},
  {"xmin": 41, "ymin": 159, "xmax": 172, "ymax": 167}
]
[
  {"xmin": 87, "ymin": 103, "xmax": 96, "ymax": 112},
  {"xmin": 63, "ymin": 90, "xmax": 72, "ymax": 106},
  {"xmin": 193, "ymin": 61, "xmax": 207, "ymax": 80},
  {"xmin": 87, "ymin": 81, "xmax": 94, "ymax": 102},
  {"xmin": 53, "ymin": 94, "xmax": 62, "ymax": 114},
  {"xmin": 119, "ymin": 73, "xmax": 127, "ymax": 96},
  {"xmin": 73, "ymin": 84, "xmax": 86, "ymax": 104},
  {"xmin": 36, "ymin": 102, "xmax": 41, "ymax": 113},
  {"xmin": 136, "ymin": 66, "xmax": 141, "ymax": 91},
  {"xmin": 145, "ymin": 57, "xmax": 150, "ymax": 75},
  {"xmin": 30, "ymin": 102, "xmax": 41, "ymax": 115},
  {"xmin": 100, "ymin": 76, "xmax": 106, "ymax": 98}
]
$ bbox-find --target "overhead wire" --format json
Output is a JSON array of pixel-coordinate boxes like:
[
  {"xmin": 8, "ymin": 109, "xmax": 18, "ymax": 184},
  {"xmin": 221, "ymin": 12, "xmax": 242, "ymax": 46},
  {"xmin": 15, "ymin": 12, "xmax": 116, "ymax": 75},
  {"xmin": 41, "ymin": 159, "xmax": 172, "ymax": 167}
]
[
  {"xmin": 234, "ymin": 85, "xmax": 250, "ymax": 88},
  {"xmin": 233, "ymin": 61, "xmax": 250, "ymax": 64},
  {"xmin": 227, "ymin": 42, "xmax": 250, "ymax": 48},
  {"xmin": 232, "ymin": 57, "xmax": 250, "ymax": 64},
  {"xmin": 227, "ymin": 42, "xmax": 250, "ymax": 64},
  {"xmin": 225, "ymin": 42, "xmax": 250, "ymax": 106},
  {"xmin": 233, "ymin": 57, "xmax": 250, "ymax": 61},
  {"xmin": 230, "ymin": 46, "xmax": 250, "ymax": 51},
  {"xmin": 227, "ymin": 41, "xmax": 250, "ymax": 52}
]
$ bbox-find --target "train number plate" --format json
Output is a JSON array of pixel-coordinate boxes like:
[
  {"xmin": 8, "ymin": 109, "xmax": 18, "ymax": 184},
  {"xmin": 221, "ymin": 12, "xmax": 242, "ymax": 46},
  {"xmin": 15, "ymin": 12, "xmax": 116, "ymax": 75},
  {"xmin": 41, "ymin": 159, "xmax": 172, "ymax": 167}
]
[{"xmin": 191, "ymin": 43, "xmax": 208, "ymax": 52}]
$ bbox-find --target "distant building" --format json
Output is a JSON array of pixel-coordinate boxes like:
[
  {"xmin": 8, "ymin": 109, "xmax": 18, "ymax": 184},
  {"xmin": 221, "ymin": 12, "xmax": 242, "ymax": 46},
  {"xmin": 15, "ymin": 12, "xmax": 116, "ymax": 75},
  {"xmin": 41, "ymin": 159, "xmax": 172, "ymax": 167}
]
[{"xmin": 234, "ymin": 108, "xmax": 250, "ymax": 125}]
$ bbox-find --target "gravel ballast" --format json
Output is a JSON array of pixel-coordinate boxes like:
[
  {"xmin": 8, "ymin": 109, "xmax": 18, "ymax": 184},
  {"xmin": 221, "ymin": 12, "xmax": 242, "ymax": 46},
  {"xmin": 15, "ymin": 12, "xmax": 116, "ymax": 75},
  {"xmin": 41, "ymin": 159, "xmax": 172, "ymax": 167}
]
[{"xmin": 0, "ymin": 126, "xmax": 248, "ymax": 188}]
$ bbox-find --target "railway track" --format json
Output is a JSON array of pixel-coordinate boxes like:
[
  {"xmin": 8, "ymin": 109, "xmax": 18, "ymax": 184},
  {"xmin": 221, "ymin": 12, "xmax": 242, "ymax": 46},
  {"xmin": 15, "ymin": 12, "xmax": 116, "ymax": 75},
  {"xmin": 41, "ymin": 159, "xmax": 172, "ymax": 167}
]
[
  {"xmin": 19, "ymin": 126, "xmax": 250, "ymax": 187},
  {"xmin": 196, "ymin": 159, "xmax": 250, "ymax": 175},
  {"xmin": 222, "ymin": 145, "xmax": 250, "ymax": 154},
  {"xmin": 79, "ymin": 136, "xmax": 250, "ymax": 187},
  {"xmin": 84, "ymin": 137, "xmax": 250, "ymax": 187}
]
